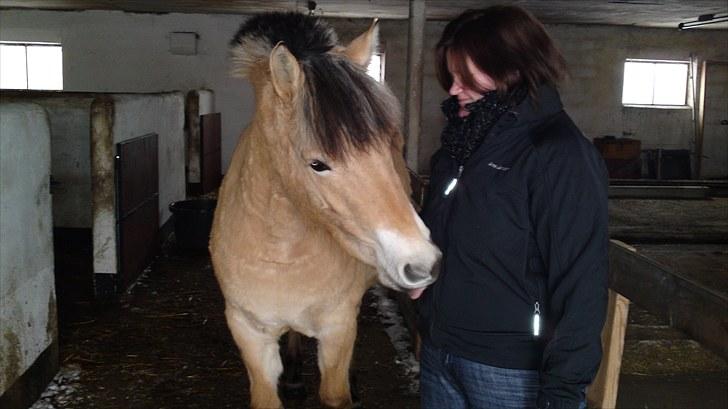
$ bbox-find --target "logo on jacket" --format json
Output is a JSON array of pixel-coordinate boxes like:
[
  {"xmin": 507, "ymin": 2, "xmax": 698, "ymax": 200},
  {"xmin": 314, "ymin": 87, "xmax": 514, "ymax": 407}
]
[{"xmin": 488, "ymin": 162, "xmax": 510, "ymax": 171}]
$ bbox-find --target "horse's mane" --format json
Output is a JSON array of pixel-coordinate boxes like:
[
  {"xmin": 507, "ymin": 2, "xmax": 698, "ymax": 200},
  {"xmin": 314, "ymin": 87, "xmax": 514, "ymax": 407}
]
[{"xmin": 231, "ymin": 12, "xmax": 400, "ymax": 160}]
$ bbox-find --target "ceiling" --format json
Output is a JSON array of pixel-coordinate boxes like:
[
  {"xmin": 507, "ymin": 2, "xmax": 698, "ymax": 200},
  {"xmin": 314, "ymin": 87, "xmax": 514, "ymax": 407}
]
[{"xmin": 0, "ymin": 0, "xmax": 726, "ymax": 29}]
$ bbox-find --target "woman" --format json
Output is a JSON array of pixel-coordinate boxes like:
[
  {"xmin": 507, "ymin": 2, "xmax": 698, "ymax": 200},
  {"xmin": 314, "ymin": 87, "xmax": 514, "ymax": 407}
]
[{"xmin": 417, "ymin": 5, "xmax": 609, "ymax": 409}]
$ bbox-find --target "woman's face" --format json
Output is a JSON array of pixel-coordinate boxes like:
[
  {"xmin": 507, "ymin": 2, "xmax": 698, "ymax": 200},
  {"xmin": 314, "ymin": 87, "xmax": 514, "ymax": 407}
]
[{"xmin": 447, "ymin": 55, "xmax": 496, "ymax": 117}]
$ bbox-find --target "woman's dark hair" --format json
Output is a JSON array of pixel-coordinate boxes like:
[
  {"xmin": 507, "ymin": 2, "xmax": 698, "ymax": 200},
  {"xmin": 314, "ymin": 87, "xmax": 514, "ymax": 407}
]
[{"xmin": 435, "ymin": 5, "xmax": 567, "ymax": 98}]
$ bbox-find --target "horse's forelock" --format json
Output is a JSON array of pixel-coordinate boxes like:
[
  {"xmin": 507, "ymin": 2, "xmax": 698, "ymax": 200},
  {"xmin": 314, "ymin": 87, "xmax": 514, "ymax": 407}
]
[
  {"xmin": 230, "ymin": 12, "xmax": 401, "ymax": 159},
  {"xmin": 230, "ymin": 12, "xmax": 337, "ymax": 78},
  {"xmin": 302, "ymin": 56, "xmax": 401, "ymax": 160}
]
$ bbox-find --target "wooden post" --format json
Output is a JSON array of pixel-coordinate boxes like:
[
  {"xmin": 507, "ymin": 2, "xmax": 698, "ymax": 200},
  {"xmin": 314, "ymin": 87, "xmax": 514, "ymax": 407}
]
[
  {"xmin": 587, "ymin": 290, "xmax": 630, "ymax": 409},
  {"xmin": 694, "ymin": 59, "xmax": 707, "ymax": 179},
  {"xmin": 404, "ymin": 0, "xmax": 425, "ymax": 172}
]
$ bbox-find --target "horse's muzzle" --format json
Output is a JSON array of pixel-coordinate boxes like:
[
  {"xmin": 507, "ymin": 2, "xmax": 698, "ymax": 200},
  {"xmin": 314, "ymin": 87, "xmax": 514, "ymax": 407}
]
[{"xmin": 401, "ymin": 260, "xmax": 439, "ymax": 287}]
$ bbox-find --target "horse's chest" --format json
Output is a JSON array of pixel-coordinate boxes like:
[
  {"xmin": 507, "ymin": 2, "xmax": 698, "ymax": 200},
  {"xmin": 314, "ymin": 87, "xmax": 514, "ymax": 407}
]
[{"xmin": 218, "ymin": 260, "xmax": 367, "ymax": 330}]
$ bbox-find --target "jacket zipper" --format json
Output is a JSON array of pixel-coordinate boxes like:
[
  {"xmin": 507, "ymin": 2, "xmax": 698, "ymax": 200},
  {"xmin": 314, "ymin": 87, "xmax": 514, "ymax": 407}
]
[
  {"xmin": 431, "ymin": 162, "xmax": 465, "ymax": 337},
  {"xmin": 533, "ymin": 301, "xmax": 541, "ymax": 337},
  {"xmin": 443, "ymin": 165, "xmax": 464, "ymax": 196}
]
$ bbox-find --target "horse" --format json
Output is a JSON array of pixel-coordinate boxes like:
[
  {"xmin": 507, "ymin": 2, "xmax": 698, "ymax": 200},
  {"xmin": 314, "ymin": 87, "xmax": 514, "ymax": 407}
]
[{"xmin": 209, "ymin": 12, "xmax": 440, "ymax": 409}]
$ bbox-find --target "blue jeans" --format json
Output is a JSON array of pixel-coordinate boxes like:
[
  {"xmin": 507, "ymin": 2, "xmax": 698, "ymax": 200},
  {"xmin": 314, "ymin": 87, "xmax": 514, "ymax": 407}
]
[{"xmin": 420, "ymin": 341, "xmax": 587, "ymax": 409}]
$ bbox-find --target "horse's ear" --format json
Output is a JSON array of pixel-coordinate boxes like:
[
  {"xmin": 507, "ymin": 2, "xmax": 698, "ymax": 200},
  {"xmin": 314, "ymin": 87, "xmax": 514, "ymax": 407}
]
[
  {"xmin": 344, "ymin": 19, "xmax": 379, "ymax": 67},
  {"xmin": 269, "ymin": 42, "xmax": 302, "ymax": 99}
]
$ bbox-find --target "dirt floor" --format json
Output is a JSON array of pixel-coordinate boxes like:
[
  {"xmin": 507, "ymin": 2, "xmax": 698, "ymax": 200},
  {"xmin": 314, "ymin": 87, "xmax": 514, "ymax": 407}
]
[
  {"xmin": 35, "ymin": 240, "xmax": 420, "ymax": 409},
  {"xmin": 31, "ymin": 197, "xmax": 728, "ymax": 409},
  {"xmin": 609, "ymin": 197, "xmax": 728, "ymax": 409},
  {"xmin": 617, "ymin": 304, "xmax": 728, "ymax": 409},
  {"xmin": 609, "ymin": 197, "xmax": 728, "ymax": 243}
]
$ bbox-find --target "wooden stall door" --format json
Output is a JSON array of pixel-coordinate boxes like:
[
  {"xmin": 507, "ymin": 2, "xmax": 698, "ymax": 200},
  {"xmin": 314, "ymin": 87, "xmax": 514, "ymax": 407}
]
[
  {"xmin": 115, "ymin": 133, "xmax": 159, "ymax": 291},
  {"xmin": 200, "ymin": 112, "xmax": 222, "ymax": 194}
]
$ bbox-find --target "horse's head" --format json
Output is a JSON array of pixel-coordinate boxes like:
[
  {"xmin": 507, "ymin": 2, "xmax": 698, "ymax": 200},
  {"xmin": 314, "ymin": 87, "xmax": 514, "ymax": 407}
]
[{"xmin": 231, "ymin": 13, "xmax": 439, "ymax": 297}]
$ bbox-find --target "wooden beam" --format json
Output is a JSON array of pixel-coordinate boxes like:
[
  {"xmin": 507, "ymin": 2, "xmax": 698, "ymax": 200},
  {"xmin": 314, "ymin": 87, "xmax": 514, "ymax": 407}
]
[
  {"xmin": 609, "ymin": 240, "xmax": 728, "ymax": 360},
  {"xmin": 404, "ymin": 0, "xmax": 425, "ymax": 172},
  {"xmin": 608, "ymin": 185, "xmax": 710, "ymax": 199},
  {"xmin": 694, "ymin": 59, "xmax": 707, "ymax": 179},
  {"xmin": 2, "ymin": 0, "xmax": 727, "ymax": 26},
  {"xmin": 587, "ymin": 290, "xmax": 630, "ymax": 409}
]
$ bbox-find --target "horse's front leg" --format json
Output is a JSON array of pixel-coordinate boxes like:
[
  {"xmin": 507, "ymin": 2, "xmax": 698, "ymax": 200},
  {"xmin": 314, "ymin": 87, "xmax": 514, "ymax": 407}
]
[
  {"xmin": 317, "ymin": 316, "xmax": 358, "ymax": 408},
  {"xmin": 225, "ymin": 305, "xmax": 284, "ymax": 409}
]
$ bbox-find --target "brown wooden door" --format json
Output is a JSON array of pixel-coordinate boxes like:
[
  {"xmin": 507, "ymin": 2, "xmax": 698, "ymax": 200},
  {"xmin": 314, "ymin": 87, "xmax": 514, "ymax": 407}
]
[{"xmin": 115, "ymin": 133, "xmax": 159, "ymax": 291}]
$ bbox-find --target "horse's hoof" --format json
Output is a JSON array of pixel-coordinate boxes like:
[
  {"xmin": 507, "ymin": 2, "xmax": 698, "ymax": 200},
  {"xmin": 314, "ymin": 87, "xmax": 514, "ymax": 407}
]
[{"xmin": 280, "ymin": 381, "xmax": 307, "ymax": 400}]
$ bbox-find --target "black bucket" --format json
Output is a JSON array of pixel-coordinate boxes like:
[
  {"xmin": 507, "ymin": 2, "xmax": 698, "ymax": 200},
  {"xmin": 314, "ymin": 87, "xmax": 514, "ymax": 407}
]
[{"xmin": 169, "ymin": 199, "xmax": 217, "ymax": 251}]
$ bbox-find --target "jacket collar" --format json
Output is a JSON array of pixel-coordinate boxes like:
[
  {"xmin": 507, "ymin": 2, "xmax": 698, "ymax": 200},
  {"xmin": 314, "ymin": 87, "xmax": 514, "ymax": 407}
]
[{"xmin": 487, "ymin": 84, "xmax": 564, "ymax": 144}]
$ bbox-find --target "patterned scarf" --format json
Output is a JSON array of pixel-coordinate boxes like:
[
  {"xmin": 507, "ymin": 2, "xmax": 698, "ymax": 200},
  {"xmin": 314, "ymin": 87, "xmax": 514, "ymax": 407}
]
[{"xmin": 440, "ymin": 87, "xmax": 526, "ymax": 166}]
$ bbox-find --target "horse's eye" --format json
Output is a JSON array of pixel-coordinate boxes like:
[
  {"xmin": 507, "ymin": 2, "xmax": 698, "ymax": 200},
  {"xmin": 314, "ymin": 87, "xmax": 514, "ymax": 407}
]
[{"xmin": 309, "ymin": 160, "xmax": 331, "ymax": 172}]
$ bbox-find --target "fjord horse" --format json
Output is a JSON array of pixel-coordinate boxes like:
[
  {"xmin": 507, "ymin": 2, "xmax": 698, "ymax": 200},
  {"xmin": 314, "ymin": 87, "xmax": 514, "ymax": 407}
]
[{"xmin": 209, "ymin": 13, "xmax": 440, "ymax": 409}]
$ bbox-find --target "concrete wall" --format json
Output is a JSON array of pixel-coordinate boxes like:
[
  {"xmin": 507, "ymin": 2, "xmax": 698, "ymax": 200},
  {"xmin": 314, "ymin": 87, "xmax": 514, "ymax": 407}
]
[
  {"xmin": 1, "ymin": 9, "xmax": 726, "ymax": 175},
  {"xmin": 331, "ymin": 20, "xmax": 728, "ymax": 173},
  {"xmin": 198, "ymin": 89, "xmax": 215, "ymax": 116},
  {"xmin": 112, "ymin": 93, "xmax": 186, "ymax": 224},
  {"xmin": 255, "ymin": 18, "xmax": 728, "ymax": 174},
  {"xmin": 45, "ymin": 97, "xmax": 94, "ymax": 228},
  {"xmin": 92, "ymin": 92, "xmax": 186, "ymax": 277},
  {"xmin": 552, "ymin": 25, "xmax": 727, "ymax": 151},
  {"xmin": 0, "ymin": 103, "xmax": 57, "ymax": 399},
  {"xmin": 0, "ymin": 9, "xmax": 251, "ymax": 173},
  {"xmin": 0, "ymin": 95, "xmax": 96, "ymax": 228}
]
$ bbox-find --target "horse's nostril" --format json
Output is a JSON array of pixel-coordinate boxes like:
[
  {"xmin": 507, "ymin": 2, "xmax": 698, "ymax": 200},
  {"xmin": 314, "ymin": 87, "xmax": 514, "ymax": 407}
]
[
  {"xmin": 402, "ymin": 263, "xmax": 428, "ymax": 285},
  {"xmin": 430, "ymin": 258, "xmax": 441, "ymax": 280}
]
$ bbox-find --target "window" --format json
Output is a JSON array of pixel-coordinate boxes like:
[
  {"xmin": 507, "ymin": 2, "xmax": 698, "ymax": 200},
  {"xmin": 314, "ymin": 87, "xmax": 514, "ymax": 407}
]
[
  {"xmin": 366, "ymin": 52, "xmax": 385, "ymax": 83},
  {"xmin": 622, "ymin": 59, "xmax": 688, "ymax": 106},
  {"xmin": 0, "ymin": 42, "xmax": 63, "ymax": 90}
]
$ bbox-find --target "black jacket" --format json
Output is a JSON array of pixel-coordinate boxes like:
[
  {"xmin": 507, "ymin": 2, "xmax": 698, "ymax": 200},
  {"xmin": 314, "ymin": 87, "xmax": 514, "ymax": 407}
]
[{"xmin": 418, "ymin": 85, "xmax": 609, "ymax": 409}]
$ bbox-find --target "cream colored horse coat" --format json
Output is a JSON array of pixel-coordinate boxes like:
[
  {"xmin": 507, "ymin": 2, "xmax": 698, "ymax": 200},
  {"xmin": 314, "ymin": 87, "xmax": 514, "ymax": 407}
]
[{"xmin": 210, "ymin": 13, "xmax": 439, "ymax": 409}]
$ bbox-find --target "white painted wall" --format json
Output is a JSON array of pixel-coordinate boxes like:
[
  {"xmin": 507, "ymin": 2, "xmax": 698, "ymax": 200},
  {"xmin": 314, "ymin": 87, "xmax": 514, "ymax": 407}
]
[
  {"xmin": 1, "ymin": 92, "xmax": 185, "ymax": 280},
  {"xmin": 1, "ymin": 10, "xmax": 726, "ymax": 175},
  {"xmin": 0, "ymin": 102, "xmax": 56, "ymax": 395},
  {"xmin": 198, "ymin": 89, "xmax": 215, "ymax": 116},
  {"xmin": 0, "ymin": 9, "xmax": 251, "ymax": 172},
  {"xmin": 45, "ymin": 97, "xmax": 94, "ymax": 228},
  {"xmin": 552, "ymin": 25, "xmax": 727, "ymax": 151},
  {"xmin": 0, "ymin": 95, "xmax": 96, "ymax": 229},
  {"xmin": 92, "ymin": 92, "xmax": 186, "ymax": 278},
  {"xmin": 308, "ymin": 19, "xmax": 728, "ymax": 174},
  {"xmin": 414, "ymin": 23, "xmax": 728, "ymax": 173},
  {"xmin": 112, "ymin": 93, "xmax": 186, "ymax": 225}
]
